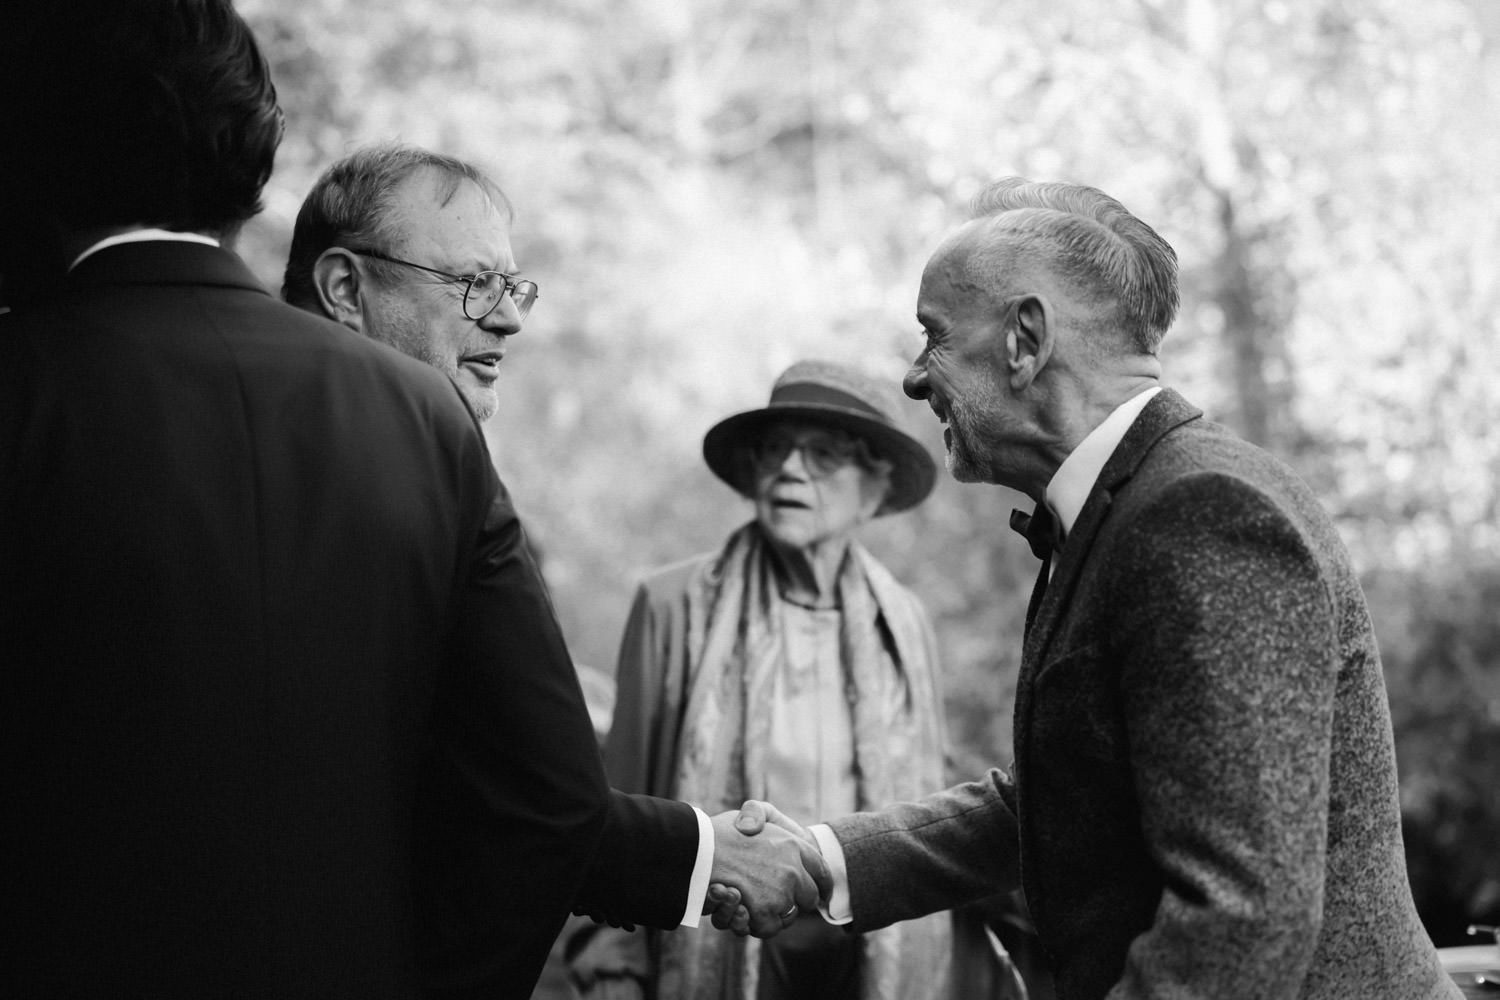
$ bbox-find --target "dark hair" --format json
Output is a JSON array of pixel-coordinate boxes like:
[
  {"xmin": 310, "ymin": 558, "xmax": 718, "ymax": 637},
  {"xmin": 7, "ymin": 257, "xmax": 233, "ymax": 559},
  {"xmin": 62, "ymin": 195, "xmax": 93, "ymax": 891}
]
[
  {"xmin": 967, "ymin": 178, "xmax": 1179, "ymax": 353},
  {"xmin": 281, "ymin": 143, "xmax": 513, "ymax": 308},
  {"xmin": 0, "ymin": 0, "xmax": 283, "ymax": 237}
]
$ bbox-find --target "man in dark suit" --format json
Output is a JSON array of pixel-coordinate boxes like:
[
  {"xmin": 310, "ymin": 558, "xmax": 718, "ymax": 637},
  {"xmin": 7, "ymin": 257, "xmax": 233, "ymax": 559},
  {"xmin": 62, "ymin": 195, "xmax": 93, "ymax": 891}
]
[
  {"xmin": 0, "ymin": 5, "xmax": 813, "ymax": 999},
  {"xmin": 279, "ymin": 142, "xmax": 828, "ymax": 947},
  {"xmin": 730, "ymin": 178, "xmax": 1461, "ymax": 998}
]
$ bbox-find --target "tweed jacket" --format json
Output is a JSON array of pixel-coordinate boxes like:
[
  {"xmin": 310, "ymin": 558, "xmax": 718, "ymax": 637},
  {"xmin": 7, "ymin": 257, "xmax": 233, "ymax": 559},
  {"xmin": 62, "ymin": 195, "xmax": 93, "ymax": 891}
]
[{"xmin": 826, "ymin": 389, "xmax": 1458, "ymax": 1000}]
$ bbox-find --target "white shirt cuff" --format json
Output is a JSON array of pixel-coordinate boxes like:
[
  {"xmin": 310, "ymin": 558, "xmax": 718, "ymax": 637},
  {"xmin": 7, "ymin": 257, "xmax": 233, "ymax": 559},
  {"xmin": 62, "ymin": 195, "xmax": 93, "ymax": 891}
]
[
  {"xmin": 810, "ymin": 823, "xmax": 852, "ymax": 925},
  {"xmin": 678, "ymin": 805, "xmax": 714, "ymax": 928}
]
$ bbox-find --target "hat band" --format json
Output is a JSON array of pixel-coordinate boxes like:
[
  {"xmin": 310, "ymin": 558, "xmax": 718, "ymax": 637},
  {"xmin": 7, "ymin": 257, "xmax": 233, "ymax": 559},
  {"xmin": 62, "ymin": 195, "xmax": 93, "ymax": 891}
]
[{"xmin": 768, "ymin": 382, "xmax": 887, "ymax": 421}]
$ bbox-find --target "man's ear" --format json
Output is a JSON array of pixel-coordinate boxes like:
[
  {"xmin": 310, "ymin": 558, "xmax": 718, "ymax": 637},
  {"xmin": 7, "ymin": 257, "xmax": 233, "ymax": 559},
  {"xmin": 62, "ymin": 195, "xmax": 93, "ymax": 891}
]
[
  {"xmin": 1004, "ymin": 294, "xmax": 1054, "ymax": 389},
  {"xmin": 311, "ymin": 248, "xmax": 367, "ymax": 332}
]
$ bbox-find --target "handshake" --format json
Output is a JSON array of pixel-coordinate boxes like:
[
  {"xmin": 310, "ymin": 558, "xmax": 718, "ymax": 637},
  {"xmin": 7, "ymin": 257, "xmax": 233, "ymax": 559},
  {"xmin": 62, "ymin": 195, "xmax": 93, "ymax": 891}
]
[{"xmin": 702, "ymin": 800, "xmax": 830, "ymax": 939}]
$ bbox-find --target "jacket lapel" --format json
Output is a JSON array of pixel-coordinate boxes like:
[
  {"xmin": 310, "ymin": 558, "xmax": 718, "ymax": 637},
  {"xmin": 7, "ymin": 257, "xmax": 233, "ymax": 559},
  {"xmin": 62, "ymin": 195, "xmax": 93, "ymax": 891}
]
[{"xmin": 1020, "ymin": 388, "xmax": 1203, "ymax": 669}]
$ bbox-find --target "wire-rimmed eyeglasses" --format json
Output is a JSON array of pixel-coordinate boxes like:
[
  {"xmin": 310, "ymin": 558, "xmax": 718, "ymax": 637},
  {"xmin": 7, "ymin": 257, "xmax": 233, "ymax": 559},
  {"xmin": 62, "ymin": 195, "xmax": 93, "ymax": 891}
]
[{"xmin": 345, "ymin": 248, "xmax": 538, "ymax": 320}]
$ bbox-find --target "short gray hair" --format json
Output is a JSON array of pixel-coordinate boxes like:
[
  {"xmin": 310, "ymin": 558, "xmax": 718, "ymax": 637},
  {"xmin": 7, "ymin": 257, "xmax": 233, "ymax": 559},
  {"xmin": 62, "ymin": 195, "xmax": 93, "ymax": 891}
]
[
  {"xmin": 965, "ymin": 178, "xmax": 1178, "ymax": 353},
  {"xmin": 281, "ymin": 142, "xmax": 512, "ymax": 308}
]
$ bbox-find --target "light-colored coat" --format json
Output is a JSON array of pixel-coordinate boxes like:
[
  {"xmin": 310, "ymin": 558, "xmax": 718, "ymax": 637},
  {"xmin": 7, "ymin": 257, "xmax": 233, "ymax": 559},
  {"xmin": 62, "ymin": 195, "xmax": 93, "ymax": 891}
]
[
  {"xmin": 827, "ymin": 389, "xmax": 1458, "ymax": 1000},
  {"xmin": 590, "ymin": 529, "xmax": 951, "ymax": 1000}
]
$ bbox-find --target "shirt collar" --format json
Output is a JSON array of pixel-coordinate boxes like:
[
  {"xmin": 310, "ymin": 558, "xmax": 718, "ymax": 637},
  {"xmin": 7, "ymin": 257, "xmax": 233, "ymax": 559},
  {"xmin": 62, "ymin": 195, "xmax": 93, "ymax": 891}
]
[
  {"xmin": 1044, "ymin": 386, "xmax": 1162, "ymax": 540},
  {"xmin": 68, "ymin": 229, "xmax": 220, "ymax": 273}
]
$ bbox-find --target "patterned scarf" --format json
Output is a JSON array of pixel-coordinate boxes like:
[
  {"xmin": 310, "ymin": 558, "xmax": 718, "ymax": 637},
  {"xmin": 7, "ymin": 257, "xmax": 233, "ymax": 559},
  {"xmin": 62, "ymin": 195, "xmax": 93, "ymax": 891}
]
[{"xmin": 656, "ymin": 521, "xmax": 951, "ymax": 1000}]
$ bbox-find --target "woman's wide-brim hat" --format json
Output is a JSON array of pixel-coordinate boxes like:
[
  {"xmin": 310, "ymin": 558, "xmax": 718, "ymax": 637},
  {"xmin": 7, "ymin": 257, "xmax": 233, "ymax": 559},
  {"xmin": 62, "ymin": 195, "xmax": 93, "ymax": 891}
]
[{"xmin": 702, "ymin": 359, "xmax": 938, "ymax": 516}]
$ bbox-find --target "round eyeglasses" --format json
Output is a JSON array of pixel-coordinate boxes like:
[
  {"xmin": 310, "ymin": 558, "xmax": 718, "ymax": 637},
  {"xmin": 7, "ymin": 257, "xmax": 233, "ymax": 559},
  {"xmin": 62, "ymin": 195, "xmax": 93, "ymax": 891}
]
[
  {"xmin": 345, "ymin": 248, "xmax": 538, "ymax": 320},
  {"xmin": 751, "ymin": 429, "xmax": 863, "ymax": 478}
]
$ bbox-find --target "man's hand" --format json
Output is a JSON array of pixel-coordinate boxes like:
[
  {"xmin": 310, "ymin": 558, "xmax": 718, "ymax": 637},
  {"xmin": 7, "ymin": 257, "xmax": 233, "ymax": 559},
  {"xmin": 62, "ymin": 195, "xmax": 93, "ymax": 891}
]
[
  {"xmin": 707, "ymin": 806, "xmax": 830, "ymax": 938},
  {"xmin": 738, "ymin": 802, "xmax": 828, "ymax": 906},
  {"xmin": 702, "ymin": 882, "xmax": 749, "ymax": 936},
  {"xmin": 732, "ymin": 799, "xmax": 813, "ymax": 844},
  {"xmin": 709, "ymin": 800, "xmax": 827, "ymax": 935}
]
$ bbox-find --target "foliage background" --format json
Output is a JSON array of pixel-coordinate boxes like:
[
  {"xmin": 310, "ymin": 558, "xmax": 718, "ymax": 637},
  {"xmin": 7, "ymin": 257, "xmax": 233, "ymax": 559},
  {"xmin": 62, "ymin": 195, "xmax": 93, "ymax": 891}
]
[{"xmin": 236, "ymin": 0, "xmax": 1499, "ymax": 944}]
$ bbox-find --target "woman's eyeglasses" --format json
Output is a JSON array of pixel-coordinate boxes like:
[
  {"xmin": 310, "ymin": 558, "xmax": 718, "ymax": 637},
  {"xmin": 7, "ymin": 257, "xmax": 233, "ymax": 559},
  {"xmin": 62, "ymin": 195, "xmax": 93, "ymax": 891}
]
[{"xmin": 751, "ymin": 429, "xmax": 862, "ymax": 478}]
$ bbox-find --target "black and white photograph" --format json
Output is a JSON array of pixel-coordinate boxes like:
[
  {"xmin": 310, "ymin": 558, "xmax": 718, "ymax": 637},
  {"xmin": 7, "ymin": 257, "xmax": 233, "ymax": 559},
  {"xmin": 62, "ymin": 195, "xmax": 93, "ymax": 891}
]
[{"xmin": 3, "ymin": 1, "xmax": 1496, "ymax": 997}]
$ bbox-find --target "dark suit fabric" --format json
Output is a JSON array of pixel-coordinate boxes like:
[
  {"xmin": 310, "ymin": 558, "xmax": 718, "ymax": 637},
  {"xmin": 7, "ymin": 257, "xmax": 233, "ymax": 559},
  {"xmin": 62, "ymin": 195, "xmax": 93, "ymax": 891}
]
[
  {"xmin": 827, "ymin": 390, "xmax": 1457, "ymax": 999},
  {"xmin": 0, "ymin": 243, "xmax": 611, "ymax": 999},
  {"xmin": 576, "ymin": 789, "xmax": 701, "ymax": 930}
]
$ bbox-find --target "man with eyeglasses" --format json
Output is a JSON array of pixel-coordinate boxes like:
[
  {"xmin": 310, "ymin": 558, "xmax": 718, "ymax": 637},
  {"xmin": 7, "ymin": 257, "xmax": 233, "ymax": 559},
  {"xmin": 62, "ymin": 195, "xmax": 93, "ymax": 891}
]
[
  {"xmin": 282, "ymin": 144, "xmax": 537, "ymax": 424},
  {"xmin": 282, "ymin": 142, "xmax": 829, "ymax": 952}
]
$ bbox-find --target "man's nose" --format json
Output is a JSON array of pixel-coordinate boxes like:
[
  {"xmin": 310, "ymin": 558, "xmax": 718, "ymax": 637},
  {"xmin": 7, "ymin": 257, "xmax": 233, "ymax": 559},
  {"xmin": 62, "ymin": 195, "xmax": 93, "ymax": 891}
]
[
  {"xmin": 903, "ymin": 364, "xmax": 929, "ymax": 400},
  {"xmin": 478, "ymin": 294, "xmax": 523, "ymax": 336}
]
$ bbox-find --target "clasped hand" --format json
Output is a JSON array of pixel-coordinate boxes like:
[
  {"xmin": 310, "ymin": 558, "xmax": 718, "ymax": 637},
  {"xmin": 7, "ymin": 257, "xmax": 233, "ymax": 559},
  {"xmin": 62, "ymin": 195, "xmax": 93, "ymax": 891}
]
[{"xmin": 704, "ymin": 800, "xmax": 825, "ymax": 939}]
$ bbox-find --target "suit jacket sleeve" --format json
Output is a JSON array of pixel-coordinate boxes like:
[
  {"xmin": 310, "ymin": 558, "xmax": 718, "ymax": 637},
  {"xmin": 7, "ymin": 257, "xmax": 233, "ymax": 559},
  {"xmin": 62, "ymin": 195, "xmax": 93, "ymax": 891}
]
[
  {"xmin": 569, "ymin": 574, "xmax": 699, "ymax": 983},
  {"xmin": 827, "ymin": 768, "xmax": 1022, "ymax": 931},
  {"xmin": 572, "ymin": 788, "xmax": 701, "ymax": 930},
  {"xmin": 1099, "ymin": 472, "xmax": 1341, "ymax": 998},
  {"xmin": 414, "ymin": 454, "xmax": 611, "ymax": 1000},
  {"xmin": 573, "ymin": 574, "xmax": 700, "ymax": 930}
]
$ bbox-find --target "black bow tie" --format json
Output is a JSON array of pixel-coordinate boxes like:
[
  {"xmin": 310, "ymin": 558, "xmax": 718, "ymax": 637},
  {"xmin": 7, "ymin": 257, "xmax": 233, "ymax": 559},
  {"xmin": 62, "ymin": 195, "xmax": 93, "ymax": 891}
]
[{"xmin": 1010, "ymin": 503, "xmax": 1061, "ymax": 561}]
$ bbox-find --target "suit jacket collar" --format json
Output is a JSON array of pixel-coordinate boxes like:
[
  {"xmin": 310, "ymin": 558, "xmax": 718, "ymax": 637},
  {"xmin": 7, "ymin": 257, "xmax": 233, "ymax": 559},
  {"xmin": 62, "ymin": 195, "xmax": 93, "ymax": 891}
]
[
  {"xmin": 66, "ymin": 240, "xmax": 270, "ymax": 296},
  {"xmin": 1047, "ymin": 387, "xmax": 1161, "ymax": 538},
  {"xmin": 1022, "ymin": 387, "xmax": 1203, "ymax": 666}
]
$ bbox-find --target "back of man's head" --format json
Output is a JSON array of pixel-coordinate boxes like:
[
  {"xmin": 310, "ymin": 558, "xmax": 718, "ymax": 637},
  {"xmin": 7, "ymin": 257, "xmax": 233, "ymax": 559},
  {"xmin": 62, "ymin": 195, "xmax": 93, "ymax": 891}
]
[
  {"xmin": 0, "ymin": 0, "xmax": 283, "ymax": 240},
  {"xmin": 281, "ymin": 143, "xmax": 512, "ymax": 311},
  {"xmin": 966, "ymin": 178, "xmax": 1179, "ymax": 355}
]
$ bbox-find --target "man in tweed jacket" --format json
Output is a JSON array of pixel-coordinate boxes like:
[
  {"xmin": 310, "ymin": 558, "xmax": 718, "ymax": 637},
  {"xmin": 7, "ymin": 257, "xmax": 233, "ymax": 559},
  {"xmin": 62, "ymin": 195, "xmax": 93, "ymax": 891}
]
[{"xmin": 729, "ymin": 178, "xmax": 1458, "ymax": 998}]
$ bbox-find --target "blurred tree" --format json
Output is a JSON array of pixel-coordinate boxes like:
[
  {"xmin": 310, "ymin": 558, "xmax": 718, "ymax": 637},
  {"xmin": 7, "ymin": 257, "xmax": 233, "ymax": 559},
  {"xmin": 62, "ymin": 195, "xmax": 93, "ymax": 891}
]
[
  {"xmin": 1370, "ymin": 558, "xmax": 1500, "ymax": 943},
  {"xmin": 235, "ymin": 0, "xmax": 1500, "ymax": 944}
]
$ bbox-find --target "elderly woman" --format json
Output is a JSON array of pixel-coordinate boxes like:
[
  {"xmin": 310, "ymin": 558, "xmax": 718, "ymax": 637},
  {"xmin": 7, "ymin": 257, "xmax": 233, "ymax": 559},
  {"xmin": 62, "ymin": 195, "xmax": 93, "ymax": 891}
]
[{"xmin": 572, "ymin": 360, "xmax": 951, "ymax": 1000}]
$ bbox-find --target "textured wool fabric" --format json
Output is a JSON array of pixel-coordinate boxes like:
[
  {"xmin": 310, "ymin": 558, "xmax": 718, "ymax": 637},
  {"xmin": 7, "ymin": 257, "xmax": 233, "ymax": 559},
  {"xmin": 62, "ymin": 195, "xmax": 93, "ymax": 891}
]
[{"xmin": 827, "ymin": 389, "xmax": 1460, "ymax": 1000}]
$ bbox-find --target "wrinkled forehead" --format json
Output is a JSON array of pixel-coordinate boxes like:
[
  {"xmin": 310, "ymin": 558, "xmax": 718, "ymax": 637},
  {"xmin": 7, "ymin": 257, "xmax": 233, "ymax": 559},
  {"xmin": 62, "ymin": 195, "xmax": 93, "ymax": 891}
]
[
  {"xmin": 918, "ymin": 227, "xmax": 980, "ymax": 313},
  {"xmin": 919, "ymin": 219, "xmax": 1025, "ymax": 311},
  {"xmin": 391, "ymin": 169, "xmax": 514, "ymax": 268}
]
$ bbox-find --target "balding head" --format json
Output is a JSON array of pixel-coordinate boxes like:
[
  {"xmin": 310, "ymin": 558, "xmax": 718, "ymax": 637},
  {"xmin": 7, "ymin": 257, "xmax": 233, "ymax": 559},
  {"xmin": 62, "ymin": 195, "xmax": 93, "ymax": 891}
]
[
  {"xmin": 961, "ymin": 178, "xmax": 1178, "ymax": 355},
  {"xmin": 905, "ymin": 178, "xmax": 1170, "ymax": 496}
]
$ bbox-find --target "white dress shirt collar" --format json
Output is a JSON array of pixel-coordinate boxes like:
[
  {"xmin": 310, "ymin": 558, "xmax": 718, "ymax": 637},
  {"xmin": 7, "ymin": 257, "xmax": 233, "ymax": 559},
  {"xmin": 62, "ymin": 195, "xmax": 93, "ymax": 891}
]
[
  {"xmin": 1045, "ymin": 386, "xmax": 1162, "ymax": 540},
  {"xmin": 68, "ymin": 229, "xmax": 220, "ymax": 273}
]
